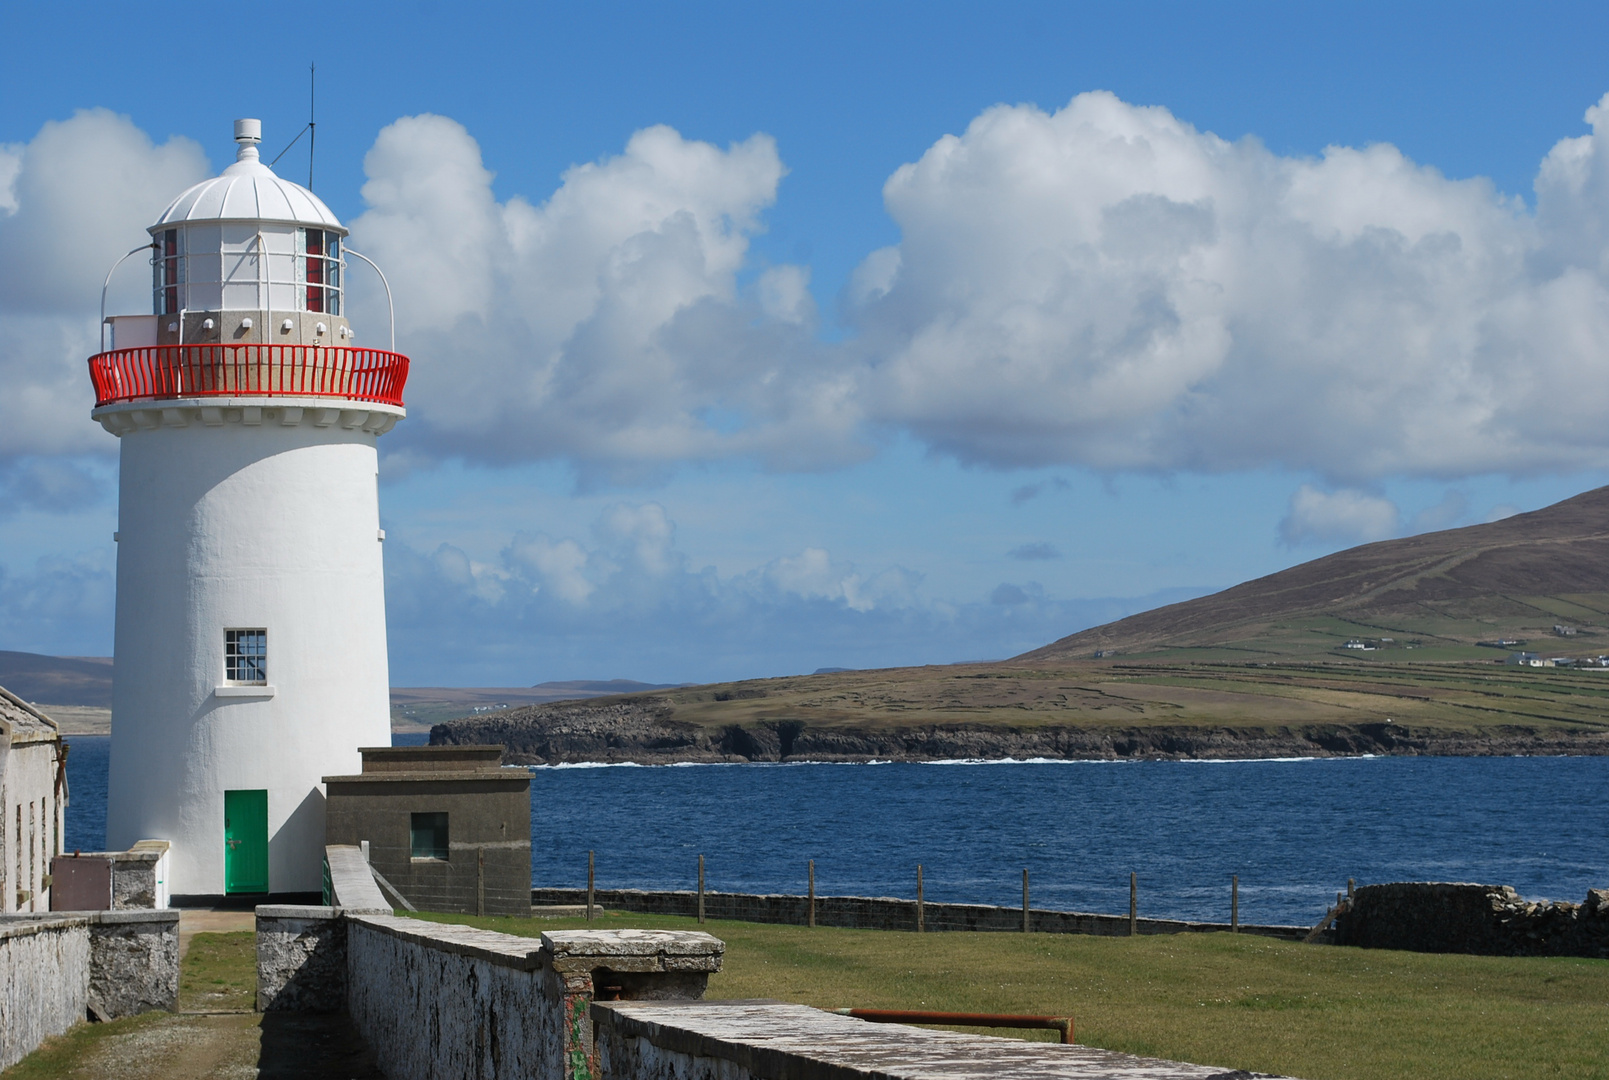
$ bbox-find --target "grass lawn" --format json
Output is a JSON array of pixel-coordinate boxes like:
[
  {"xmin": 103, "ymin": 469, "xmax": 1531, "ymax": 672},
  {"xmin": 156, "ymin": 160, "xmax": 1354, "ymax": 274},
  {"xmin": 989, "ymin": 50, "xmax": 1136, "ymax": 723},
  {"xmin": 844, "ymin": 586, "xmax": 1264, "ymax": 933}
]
[{"xmin": 416, "ymin": 910, "xmax": 1609, "ymax": 1080}]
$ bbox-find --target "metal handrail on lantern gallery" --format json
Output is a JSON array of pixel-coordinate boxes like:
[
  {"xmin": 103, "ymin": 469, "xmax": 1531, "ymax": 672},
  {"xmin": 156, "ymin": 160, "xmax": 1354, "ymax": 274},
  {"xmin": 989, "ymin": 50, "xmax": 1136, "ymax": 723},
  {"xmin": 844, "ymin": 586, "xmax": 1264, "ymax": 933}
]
[{"xmin": 87, "ymin": 344, "xmax": 409, "ymax": 408}]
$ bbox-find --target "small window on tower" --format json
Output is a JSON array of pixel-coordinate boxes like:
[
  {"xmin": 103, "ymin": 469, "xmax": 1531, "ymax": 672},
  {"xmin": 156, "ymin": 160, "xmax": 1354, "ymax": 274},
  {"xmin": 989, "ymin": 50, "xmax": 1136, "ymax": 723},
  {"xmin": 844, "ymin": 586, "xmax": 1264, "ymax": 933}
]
[
  {"xmin": 410, "ymin": 812, "xmax": 449, "ymax": 861},
  {"xmin": 158, "ymin": 228, "xmax": 182, "ymax": 315},
  {"xmin": 305, "ymin": 228, "xmax": 325, "ymax": 313},
  {"xmin": 225, "ymin": 629, "xmax": 267, "ymax": 684}
]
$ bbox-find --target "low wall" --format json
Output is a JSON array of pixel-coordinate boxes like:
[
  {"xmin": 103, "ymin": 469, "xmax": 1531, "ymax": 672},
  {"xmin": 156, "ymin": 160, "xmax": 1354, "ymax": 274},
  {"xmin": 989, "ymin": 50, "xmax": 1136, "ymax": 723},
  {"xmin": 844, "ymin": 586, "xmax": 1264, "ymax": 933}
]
[
  {"xmin": 0, "ymin": 917, "xmax": 90, "ymax": 1072},
  {"xmin": 532, "ymin": 887, "xmax": 1309, "ymax": 941},
  {"xmin": 1334, "ymin": 882, "xmax": 1609, "ymax": 956},
  {"xmin": 344, "ymin": 917, "xmax": 724, "ymax": 1080},
  {"xmin": 260, "ymin": 909, "xmax": 1315, "ymax": 1079},
  {"xmin": 594, "ymin": 999, "xmax": 1302, "ymax": 1080},
  {"xmin": 0, "ymin": 909, "xmax": 176, "ymax": 1069}
]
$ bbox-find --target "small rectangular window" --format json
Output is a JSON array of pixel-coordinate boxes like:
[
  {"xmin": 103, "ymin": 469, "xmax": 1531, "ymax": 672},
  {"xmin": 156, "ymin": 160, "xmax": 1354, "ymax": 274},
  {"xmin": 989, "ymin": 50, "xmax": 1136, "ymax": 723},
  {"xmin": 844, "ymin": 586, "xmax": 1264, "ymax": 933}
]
[
  {"xmin": 305, "ymin": 228, "xmax": 324, "ymax": 312},
  {"xmin": 225, "ymin": 629, "xmax": 267, "ymax": 684},
  {"xmin": 410, "ymin": 812, "xmax": 449, "ymax": 860},
  {"xmin": 158, "ymin": 228, "xmax": 182, "ymax": 315}
]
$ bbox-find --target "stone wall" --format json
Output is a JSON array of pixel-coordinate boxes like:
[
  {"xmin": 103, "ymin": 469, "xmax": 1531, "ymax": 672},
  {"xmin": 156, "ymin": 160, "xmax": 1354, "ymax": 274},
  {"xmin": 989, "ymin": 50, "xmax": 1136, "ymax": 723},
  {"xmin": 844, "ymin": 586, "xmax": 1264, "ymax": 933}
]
[
  {"xmin": 262, "ymin": 910, "xmax": 1316, "ymax": 1079},
  {"xmin": 111, "ymin": 841, "xmax": 171, "ymax": 910},
  {"xmin": 593, "ymin": 999, "xmax": 1302, "ymax": 1080},
  {"xmin": 0, "ymin": 917, "xmax": 90, "ymax": 1071},
  {"xmin": 532, "ymin": 887, "xmax": 1309, "ymax": 941},
  {"xmin": 341, "ymin": 916, "xmax": 724, "ymax": 1080},
  {"xmin": 0, "ymin": 908, "xmax": 178, "ymax": 1069},
  {"xmin": 257, "ymin": 906, "xmax": 352, "ymax": 1013},
  {"xmin": 86, "ymin": 910, "xmax": 179, "ymax": 1020},
  {"xmin": 1334, "ymin": 882, "xmax": 1609, "ymax": 956}
]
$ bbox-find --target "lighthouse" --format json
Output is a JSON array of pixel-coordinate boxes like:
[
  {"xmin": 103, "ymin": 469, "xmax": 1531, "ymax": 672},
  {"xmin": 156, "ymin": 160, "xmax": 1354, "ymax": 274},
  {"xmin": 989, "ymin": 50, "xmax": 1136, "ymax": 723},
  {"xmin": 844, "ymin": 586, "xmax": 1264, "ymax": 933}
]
[{"xmin": 91, "ymin": 119, "xmax": 408, "ymax": 898}]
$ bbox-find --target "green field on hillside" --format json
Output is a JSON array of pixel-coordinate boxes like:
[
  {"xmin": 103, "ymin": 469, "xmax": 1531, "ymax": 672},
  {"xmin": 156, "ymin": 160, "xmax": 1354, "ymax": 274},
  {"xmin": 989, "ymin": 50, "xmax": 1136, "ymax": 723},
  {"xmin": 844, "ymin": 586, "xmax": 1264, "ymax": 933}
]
[{"xmin": 417, "ymin": 911, "xmax": 1609, "ymax": 1080}]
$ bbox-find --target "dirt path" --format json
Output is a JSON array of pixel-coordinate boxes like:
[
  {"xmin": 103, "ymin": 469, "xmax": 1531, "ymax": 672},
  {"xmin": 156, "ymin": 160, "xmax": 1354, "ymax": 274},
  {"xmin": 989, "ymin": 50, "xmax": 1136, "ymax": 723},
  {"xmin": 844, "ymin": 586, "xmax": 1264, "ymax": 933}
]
[{"xmin": 51, "ymin": 1013, "xmax": 383, "ymax": 1079}]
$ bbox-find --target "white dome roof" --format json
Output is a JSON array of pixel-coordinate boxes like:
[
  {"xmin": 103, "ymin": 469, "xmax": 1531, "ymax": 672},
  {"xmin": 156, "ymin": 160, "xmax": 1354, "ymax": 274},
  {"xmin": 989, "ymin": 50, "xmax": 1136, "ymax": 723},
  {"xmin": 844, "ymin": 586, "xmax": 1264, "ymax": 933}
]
[{"xmin": 151, "ymin": 127, "xmax": 344, "ymax": 233}]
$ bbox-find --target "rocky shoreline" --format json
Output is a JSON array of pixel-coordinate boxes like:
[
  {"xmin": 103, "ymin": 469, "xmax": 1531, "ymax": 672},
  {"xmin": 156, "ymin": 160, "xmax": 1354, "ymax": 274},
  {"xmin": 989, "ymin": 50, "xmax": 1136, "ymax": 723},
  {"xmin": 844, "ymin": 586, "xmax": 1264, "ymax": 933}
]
[{"xmin": 431, "ymin": 697, "xmax": 1609, "ymax": 764}]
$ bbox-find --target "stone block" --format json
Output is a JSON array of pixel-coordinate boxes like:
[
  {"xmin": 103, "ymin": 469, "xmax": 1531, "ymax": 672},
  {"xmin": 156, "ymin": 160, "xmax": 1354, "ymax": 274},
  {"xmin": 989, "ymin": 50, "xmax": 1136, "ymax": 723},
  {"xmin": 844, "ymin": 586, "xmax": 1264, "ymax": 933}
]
[
  {"xmin": 86, "ymin": 910, "xmax": 179, "ymax": 1020},
  {"xmin": 256, "ymin": 906, "xmax": 351, "ymax": 1013}
]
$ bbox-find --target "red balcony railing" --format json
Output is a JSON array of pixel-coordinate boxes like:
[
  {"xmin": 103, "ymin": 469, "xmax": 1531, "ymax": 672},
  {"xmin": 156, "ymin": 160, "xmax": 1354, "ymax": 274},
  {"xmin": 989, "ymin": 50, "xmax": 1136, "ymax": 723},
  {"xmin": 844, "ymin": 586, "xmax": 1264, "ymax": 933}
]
[{"xmin": 88, "ymin": 345, "xmax": 409, "ymax": 408}]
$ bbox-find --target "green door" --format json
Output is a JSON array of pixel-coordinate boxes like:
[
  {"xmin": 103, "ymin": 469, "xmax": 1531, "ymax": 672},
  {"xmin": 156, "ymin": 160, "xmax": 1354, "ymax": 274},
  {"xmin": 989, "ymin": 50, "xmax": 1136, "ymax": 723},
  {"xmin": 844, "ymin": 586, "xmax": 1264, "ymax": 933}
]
[{"xmin": 223, "ymin": 789, "xmax": 269, "ymax": 894}]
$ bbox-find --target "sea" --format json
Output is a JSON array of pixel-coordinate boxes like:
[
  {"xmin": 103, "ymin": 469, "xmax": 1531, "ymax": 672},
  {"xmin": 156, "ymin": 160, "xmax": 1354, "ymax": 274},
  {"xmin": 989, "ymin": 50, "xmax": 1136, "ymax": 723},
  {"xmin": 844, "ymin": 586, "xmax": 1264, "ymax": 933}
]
[{"xmin": 62, "ymin": 733, "xmax": 1609, "ymax": 927}]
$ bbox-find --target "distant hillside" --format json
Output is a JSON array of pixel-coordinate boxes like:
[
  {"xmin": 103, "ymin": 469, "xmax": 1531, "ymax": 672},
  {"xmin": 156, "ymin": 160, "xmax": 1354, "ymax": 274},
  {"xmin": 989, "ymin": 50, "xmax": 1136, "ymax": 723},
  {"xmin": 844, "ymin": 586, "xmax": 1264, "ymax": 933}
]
[
  {"xmin": 0, "ymin": 651, "xmax": 112, "ymax": 707},
  {"xmin": 391, "ymin": 679, "xmax": 690, "ymax": 728},
  {"xmin": 435, "ymin": 487, "xmax": 1609, "ymax": 763},
  {"xmin": 1021, "ymin": 486, "xmax": 1609, "ymax": 663},
  {"xmin": 532, "ymin": 679, "xmax": 691, "ymax": 694}
]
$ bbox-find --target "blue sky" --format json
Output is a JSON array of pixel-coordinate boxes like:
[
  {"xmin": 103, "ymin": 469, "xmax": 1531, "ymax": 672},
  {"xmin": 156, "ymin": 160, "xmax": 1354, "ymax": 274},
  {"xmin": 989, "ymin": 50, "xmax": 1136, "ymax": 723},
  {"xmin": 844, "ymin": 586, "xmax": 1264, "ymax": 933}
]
[{"xmin": 6, "ymin": 2, "xmax": 1609, "ymax": 685}]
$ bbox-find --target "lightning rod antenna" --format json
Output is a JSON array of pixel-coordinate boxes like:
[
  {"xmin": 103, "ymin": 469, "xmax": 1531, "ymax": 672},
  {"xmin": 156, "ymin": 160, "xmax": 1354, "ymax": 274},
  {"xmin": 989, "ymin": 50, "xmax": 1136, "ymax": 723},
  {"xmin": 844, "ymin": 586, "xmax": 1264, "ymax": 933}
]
[{"xmin": 308, "ymin": 62, "xmax": 316, "ymax": 190}]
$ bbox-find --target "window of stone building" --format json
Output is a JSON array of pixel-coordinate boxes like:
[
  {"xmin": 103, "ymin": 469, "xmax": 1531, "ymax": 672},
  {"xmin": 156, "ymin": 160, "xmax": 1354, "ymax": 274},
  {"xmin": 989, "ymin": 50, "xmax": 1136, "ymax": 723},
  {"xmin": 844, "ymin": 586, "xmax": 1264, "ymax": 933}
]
[{"xmin": 410, "ymin": 812, "xmax": 449, "ymax": 861}]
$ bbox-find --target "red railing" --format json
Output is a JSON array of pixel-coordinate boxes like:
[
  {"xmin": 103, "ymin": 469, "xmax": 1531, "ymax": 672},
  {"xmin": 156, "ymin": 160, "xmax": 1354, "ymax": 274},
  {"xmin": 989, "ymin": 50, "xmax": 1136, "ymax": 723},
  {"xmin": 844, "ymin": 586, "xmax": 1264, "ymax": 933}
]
[{"xmin": 87, "ymin": 345, "xmax": 409, "ymax": 408}]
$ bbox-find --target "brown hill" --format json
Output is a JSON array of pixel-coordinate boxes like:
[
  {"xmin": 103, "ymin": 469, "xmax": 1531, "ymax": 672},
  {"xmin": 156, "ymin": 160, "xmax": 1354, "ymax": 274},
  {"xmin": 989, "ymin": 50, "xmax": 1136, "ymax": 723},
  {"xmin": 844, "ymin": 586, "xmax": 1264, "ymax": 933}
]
[
  {"xmin": 1020, "ymin": 486, "xmax": 1609, "ymax": 662},
  {"xmin": 0, "ymin": 651, "xmax": 113, "ymax": 707}
]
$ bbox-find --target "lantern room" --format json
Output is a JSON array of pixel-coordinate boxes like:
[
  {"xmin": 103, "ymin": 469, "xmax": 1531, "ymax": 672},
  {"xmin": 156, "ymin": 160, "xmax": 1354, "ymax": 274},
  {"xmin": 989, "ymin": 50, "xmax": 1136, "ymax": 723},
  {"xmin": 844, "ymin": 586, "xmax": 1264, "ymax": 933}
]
[{"xmin": 107, "ymin": 119, "xmax": 355, "ymax": 352}]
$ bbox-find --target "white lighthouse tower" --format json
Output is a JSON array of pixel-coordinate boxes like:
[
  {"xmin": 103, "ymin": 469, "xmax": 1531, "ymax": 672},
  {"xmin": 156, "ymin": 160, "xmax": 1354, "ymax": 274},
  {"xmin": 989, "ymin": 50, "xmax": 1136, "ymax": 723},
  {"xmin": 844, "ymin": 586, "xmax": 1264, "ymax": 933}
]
[{"xmin": 91, "ymin": 119, "xmax": 408, "ymax": 898}]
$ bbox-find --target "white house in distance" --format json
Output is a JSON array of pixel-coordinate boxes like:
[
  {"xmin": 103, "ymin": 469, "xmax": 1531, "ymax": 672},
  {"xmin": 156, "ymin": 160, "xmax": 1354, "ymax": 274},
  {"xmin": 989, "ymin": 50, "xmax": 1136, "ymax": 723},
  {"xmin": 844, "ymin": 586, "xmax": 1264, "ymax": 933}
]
[{"xmin": 93, "ymin": 120, "xmax": 410, "ymax": 898}]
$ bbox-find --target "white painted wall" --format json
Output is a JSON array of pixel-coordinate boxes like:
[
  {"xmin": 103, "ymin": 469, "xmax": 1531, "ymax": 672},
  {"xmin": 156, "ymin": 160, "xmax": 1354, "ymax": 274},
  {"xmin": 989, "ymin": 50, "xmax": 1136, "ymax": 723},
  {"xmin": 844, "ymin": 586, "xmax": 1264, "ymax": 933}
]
[
  {"xmin": 0, "ymin": 733, "xmax": 65, "ymax": 913},
  {"xmin": 105, "ymin": 405, "xmax": 395, "ymax": 895}
]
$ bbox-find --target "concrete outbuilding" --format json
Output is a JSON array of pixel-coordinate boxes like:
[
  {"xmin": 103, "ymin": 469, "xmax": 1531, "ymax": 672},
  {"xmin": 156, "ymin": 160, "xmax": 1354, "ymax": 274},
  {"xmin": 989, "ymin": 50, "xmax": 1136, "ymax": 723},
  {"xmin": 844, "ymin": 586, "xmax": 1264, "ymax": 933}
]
[
  {"xmin": 0, "ymin": 686, "xmax": 67, "ymax": 913},
  {"xmin": 324, "ymin": 746, "xmax": 531, "ymax": 916}
]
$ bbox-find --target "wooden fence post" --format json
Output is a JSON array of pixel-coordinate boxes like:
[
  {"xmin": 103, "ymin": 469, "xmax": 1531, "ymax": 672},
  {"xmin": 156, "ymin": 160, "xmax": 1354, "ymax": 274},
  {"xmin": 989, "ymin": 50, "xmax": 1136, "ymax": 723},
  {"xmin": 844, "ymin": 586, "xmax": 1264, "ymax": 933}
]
[
  {"xmin": 1129, "ymin": 872, "xmax": 1137, "ymax": 936},
  {"xmin": 808, "ymin": 859, "xmax": 816, "ymax": 928},
  {"xmin": 587, "ymin": 850, "xmax": 595, "ymax": 921},
  {"xmin": 1022, "ymin": 869, "xmax": 1030, "ymax": 933},
  {"xmin": 698, "ymin": 854, "xmax": 706, "ymax": 924},
  {"xmin": 1231, "ymin": 874, "xmax": 1239, "ymax": 933},
  {"xmin": 917, "ymin": 864, "xmax": 925, "ymax": 933}
]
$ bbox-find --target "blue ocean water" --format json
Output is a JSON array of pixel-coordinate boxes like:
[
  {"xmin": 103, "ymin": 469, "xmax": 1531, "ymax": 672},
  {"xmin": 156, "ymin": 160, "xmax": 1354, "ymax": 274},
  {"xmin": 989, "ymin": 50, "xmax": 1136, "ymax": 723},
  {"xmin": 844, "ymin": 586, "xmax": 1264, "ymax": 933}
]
[{"xmin": 64, "ymin": 734, "xmax": 1609, "ymax": 926}]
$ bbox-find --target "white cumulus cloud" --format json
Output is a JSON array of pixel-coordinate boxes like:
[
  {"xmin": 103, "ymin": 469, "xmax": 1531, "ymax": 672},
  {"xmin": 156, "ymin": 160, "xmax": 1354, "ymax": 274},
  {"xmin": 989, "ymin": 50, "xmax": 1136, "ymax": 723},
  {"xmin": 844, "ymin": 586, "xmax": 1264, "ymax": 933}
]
[
  {"xmin": 0, "ymin": 111, "xmax": 208, "ymax": 461},
  {"xmin": 347, "ymin": 116, "xmax": 862, "ymax": 478},
  {"xmin": 1279, "ymin": 485, "xmax": 1401, "ymax": 546},
  {"xmin": 14, "ymin": 96, "xmax": 1609, "ymax": 488},
  {"xmin": 851, "ymin": 90, "xmax": 1609, "ymax": 480}
]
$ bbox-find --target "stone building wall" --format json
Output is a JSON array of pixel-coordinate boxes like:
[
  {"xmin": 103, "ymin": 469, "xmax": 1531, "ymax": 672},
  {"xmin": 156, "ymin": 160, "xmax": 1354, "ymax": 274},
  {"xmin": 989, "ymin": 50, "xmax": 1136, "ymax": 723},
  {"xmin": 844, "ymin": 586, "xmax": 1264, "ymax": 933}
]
[{"xmin": 1333, "ymin": 882, "xmax": 1609, "ymax": 956}]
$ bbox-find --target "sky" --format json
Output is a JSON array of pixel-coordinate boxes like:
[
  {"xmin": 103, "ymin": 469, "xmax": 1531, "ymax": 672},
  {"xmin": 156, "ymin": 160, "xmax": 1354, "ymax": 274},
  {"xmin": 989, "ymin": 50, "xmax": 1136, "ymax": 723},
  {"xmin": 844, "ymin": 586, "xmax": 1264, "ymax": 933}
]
[{"xmin": 5, "ymin": 2, "xmax": 1609, "ymax": 686}]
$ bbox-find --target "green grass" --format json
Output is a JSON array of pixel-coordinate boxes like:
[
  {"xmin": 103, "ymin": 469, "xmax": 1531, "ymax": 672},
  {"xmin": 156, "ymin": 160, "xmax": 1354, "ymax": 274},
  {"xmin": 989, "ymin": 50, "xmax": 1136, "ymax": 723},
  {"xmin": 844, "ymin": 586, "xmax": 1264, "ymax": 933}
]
[
  {"xmin": 176, "ymin": 931, "xmax": 256, "ymax": 1013},
  {"xmin": 414, "ymin": 910, "xmax": 1609, "ymax": 1080}
]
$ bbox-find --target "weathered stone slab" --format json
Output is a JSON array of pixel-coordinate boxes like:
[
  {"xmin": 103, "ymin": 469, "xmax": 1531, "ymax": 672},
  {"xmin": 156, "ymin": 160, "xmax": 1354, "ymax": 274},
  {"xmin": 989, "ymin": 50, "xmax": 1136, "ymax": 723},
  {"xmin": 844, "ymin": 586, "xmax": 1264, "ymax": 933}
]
[
  {"xmin": 543, "ymin": 928, "xmax": 724, "ymax": 972},
  {"xmin": 325, "ymin": 845, "xmax": 392, "ymax": 912},
  {"xmin": 596, "ymin": 1000, "xmax": 1300, "ymax": 1079}
]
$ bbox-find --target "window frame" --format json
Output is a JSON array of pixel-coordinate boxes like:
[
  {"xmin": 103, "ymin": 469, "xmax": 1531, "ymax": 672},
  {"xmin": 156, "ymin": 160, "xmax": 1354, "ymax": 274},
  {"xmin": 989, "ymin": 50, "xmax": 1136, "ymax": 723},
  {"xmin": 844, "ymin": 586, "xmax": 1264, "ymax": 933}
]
[
  {"xmin": 223, "ymin": 628, "xmax": 268, "ymax": 685},
  {"xmin": 409, "ymin": 812, "xmax": 449, "ymax": 861}
]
